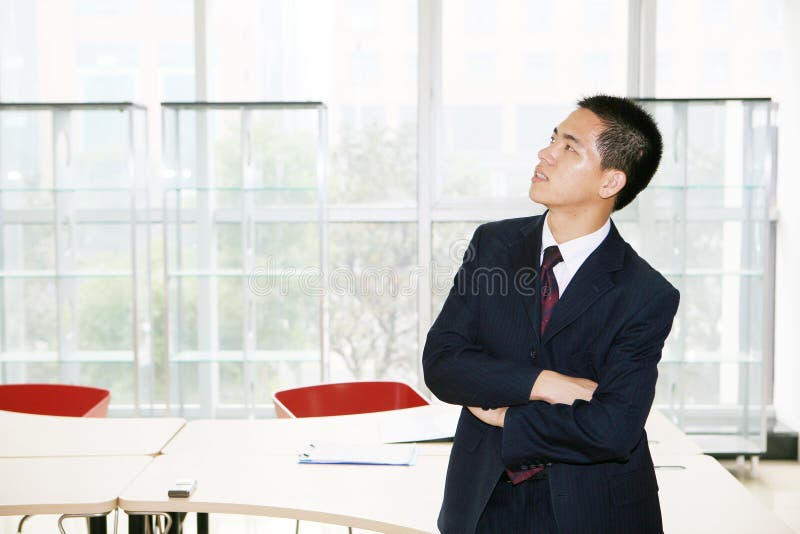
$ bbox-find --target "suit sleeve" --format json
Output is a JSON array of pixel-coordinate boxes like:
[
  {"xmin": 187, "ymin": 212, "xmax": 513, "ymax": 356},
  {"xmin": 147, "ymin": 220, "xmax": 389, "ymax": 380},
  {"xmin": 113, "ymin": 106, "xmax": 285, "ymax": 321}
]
[
  {"xmin": 423, "ymin": 224, "xmax": 544, "ymax": 408},
  {"xmin": 501, "ymin": 286, "xmax": 680, "ymax": 466}
]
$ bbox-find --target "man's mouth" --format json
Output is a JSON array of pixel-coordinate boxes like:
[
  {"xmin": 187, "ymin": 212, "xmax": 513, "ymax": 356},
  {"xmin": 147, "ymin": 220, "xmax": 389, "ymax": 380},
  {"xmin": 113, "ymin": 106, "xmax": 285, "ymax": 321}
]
[{"xmin": 532, "ymin": 170, "xmax": 549, "ymax": 183}]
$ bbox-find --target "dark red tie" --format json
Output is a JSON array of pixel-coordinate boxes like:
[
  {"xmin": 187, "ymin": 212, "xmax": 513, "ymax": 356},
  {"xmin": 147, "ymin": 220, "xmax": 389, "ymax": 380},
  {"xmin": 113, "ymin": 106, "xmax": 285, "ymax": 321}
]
[
  {"xmin": 539, "ymin": 245, "xmax": 563, "ymax": 334},
  {"xmin": 504, "ymin": 245, "xmax": 563, "ymax": 486}
]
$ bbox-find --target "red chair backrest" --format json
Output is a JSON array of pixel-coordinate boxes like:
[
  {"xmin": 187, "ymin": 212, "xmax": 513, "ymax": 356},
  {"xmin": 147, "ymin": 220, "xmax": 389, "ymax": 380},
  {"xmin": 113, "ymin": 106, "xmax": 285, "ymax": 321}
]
[
  {"xmin": 274, "ymin": 381, "xmax": 429, "ymax": 418},
  {"xmin": 0, "ymin": 384, "xmax": 111, "ymax": 417}
]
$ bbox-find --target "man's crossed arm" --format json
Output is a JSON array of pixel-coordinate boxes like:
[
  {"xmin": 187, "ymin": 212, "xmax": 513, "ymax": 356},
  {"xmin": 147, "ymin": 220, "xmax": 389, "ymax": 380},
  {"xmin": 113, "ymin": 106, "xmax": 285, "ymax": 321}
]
[{"xmin": 467, "ymin": 370, "xmax": 598, "ymax": 427}]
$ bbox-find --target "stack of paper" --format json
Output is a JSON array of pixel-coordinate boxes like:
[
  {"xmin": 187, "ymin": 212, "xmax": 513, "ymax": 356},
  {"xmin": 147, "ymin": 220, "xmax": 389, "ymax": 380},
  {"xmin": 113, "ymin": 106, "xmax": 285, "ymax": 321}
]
[
  {"xmin": 298, "ymin": 442, "xmax": 417, "ymax": 466},
  {"xmin": 377, "ymin": 407, "xmax": 459, "ymax": 443}
]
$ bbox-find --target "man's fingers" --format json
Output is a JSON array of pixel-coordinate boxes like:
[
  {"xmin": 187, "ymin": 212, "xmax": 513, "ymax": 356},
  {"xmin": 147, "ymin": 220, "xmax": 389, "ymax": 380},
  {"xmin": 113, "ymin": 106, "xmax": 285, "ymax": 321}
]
[
  {"xmin": 530, "ymin": 370, "xmax": 598, "ymax": 404},
  {"xmin": 466, "ymin": 405, "xmax": 507, "ymax": 427},
  {"xmin": 550, "ymin": 375, "xmax": 597, "ymax": 404}
]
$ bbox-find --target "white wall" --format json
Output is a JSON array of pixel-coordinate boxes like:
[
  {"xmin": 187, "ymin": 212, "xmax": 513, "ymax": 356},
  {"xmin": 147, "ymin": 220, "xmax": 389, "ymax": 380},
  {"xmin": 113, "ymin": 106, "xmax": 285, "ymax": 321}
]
[{"xmin": 773, "ymin": 0, "xmax": 800, "ymax": 433}]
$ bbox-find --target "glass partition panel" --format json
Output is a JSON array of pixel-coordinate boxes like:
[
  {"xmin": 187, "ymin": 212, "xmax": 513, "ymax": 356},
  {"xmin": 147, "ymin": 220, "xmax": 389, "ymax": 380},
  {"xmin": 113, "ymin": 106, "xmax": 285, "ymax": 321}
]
[
  {"xmin": 625, "ymin": 98, "xmax": 775, "ymax": 455},
  {"xmin": 162, "ymin": 102, "xmax": 327, "ymax": 418},
  {"xmin": 0, "ymin": 103, "xmax": 151, "ymax": 415}
]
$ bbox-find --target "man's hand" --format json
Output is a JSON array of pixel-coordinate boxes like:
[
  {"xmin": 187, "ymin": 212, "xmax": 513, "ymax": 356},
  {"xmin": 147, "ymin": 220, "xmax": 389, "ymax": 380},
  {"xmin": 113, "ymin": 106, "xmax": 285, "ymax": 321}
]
[
  {"xmin": 530, "ymin": 370, "xmax": 598, "ymax": 405},
  {"xmin": 467, "ymin": 405, "xmax": 508, "ymax": 427}
]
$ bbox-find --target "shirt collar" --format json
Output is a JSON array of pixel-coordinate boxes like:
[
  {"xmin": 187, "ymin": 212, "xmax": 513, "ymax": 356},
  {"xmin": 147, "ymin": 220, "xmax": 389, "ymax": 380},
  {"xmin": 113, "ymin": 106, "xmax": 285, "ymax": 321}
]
[{"xmin": 540, "ymin": 212, "xmax": 611, "ymax": 273}]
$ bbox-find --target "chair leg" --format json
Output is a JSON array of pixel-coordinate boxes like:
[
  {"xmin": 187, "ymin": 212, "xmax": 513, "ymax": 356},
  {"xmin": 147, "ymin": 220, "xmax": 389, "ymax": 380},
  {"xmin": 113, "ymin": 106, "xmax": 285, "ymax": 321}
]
[
  {"xmin": 126, "ymin": 512, "xmax": 171, "ymax": 534},
  {"xmin": 153, "ymin": 513, "xmax": 172, "ymax": 534},
  {"xmin": 294, "ymin": 519, "xmax": 350, "ymax": 534},
  {"xmin": 148, "ymin": 513, "xmax": 172, "ymax": 534},
  {"xmin": 16, "ymin": 515, "xmax": 31, "ymax": 533},
  {"xmin": 57, "ymin": 513, "xmax": 108, "ymax": 534}
]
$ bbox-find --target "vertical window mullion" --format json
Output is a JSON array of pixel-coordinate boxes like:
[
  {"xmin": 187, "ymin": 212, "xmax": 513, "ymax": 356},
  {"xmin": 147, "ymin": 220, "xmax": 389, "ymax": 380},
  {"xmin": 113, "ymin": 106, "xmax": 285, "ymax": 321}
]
[
  {"xmin": 417, "ymin": 0, "xmax": 442, "ymax": 391},
  {"xmin": 53, "ymin": 110, "xmax": 77, "ymax": 380},
  {"xmin": 627, "ymin": 0, "xmax": 657, "ymax": 98}
]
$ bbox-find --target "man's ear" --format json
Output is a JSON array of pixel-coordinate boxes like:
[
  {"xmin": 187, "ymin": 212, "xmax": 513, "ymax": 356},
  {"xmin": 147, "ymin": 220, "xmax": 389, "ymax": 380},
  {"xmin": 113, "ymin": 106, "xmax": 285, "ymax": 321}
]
[{"xmin": 599, "ymin": 169, "xmax": 626, "ymax": 199}]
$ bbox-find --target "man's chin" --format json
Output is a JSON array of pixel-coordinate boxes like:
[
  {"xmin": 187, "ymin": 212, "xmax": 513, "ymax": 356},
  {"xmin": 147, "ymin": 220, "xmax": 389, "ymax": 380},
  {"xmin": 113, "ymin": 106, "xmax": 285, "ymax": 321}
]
[{"xmin": 529, "ymin": 188, "xmax": 547, "ymax": 206}]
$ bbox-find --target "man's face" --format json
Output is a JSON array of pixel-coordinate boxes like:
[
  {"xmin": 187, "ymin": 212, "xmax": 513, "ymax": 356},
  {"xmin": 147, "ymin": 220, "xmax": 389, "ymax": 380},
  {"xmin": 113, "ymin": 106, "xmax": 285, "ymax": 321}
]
[{"xmin": 529, "ymin": 107, "xmax": 609, "ymax": 210}]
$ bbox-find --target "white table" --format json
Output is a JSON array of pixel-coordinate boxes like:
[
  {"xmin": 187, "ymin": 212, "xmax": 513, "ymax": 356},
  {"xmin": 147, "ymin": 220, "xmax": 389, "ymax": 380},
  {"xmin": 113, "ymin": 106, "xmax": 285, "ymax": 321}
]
[
  {"xmin": 654, "ymin": 453, "xmax": 794, "ymax": 534},
  {"xmin": 118, "ymin": 450, "xmax": 795, "ymax": 534},
  {"xmin": 0, "ymin": 456, "xmax": 152, "ymax": 533},
  {"xmin": 163, "ymin": 404, "xmax": 701, "ymax": 457},
  {"xmin": 120, "ymin": 452, "xmax": 445, "ymax": 534},
  {"xmin": 5, "ymin": 406, "xmax": 788, "ymax": 534},
  {"xmin": 154, "ymin": 402, "xmax": 699, "ymax": 532},
  {"xmin": 0, "ymin": 404, "xmax": 697, "ymax": 458},
  {"xmin": 0, "ymin": 409, "xmax": 185, "ymax": 457},
  {"xmin": 162, "ymin": 403, "xmax": 460, "ymax": 456},
  {"xmin": 645, "ymin": 409, "xmax": 704, "ymax": 455},
  {"xmin": 0, "ymin": 410, "xmax": 184, "ymax": 533},
  {"xmin": 109, "ymin": 405, "xmax": 454, "ymax": 534}
]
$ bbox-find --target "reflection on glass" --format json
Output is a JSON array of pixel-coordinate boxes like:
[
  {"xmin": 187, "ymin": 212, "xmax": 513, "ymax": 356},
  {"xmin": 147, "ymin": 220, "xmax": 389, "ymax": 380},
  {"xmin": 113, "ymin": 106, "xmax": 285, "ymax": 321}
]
[
  {"xmin": 0, "ymin": 279, "xmax": 58, "ymax": 353},
  {"xmin": 441, "ymin": 0, "xmax": 628, "ymax": 200},
  {"xmin": 328, "ymin": 223, "xmax": 418, "ymax": 382},
  {"xmin": 72, "ymin": 111, "xmax": 129, "ymax": 188},
  {"xmin": 430, "ymin": 221, "xmax": 483, "ymax": 318},
  {"xmin": 73, "ymin": 224, "xmax": 131, "ymax": 272},
  {"xmin": 2, "ymin": 224, "xmax": 55, "ymax": 271},
  {"xmin": 207, "ymin": 0, "xmax": 418, "ymax": 205},
  {"xmin": 0, "ymin": 111, "xmax": 53, "ymax": 193},
  {"xmin": 76, "ymin": 278, "xmax": 133, "ymax": 351},
  {"xmin": 656, "ymin": 0, "xmax": 783, "ymax": 98}
]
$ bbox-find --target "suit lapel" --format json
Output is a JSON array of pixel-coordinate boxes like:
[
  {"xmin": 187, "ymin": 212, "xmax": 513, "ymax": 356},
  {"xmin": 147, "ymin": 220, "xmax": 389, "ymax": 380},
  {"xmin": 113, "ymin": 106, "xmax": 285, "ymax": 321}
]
[
  {"xmin": 508, "ymin": 215, "xmax": 546, "ymax": 342},
  {"xmin": 542, "ymin": 221, "xmax": 627, "ymax": 345}
]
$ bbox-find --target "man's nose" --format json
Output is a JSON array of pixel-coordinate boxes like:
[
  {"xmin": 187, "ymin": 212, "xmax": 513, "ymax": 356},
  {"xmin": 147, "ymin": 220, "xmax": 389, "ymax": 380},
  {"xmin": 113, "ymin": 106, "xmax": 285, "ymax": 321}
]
[{"xmin": 537, "ymin": 144, "xmax": 556, "ymax": 166}]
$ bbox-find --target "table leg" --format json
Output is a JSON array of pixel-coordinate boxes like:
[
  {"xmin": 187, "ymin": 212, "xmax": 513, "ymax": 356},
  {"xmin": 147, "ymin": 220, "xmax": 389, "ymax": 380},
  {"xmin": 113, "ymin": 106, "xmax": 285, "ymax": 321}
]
[
  {"xmin": 128, "ymin": 514, "xmax": 145, "ymax": 534},
  {"xmin": 88, "ymin": 516, "xmax": 107, "ymax": 534},
  {"xmin": 197, "ymin": 512, "xmax": 209, "ymax": 534},
  {"xmin": 168, "ymin": 512, "xmax": 186, "ymax": 534}
]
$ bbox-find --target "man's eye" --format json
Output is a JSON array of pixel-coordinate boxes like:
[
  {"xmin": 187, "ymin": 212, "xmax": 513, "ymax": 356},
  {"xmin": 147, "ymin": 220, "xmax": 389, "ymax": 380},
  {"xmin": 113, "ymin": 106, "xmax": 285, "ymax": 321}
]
[
  {"xmin": 566, "ymin": 144, "xmax": 574, "ymax": 152},
  {"xmin": 549, "ymin": 136, "xmax": 555, "ymax": 144}
]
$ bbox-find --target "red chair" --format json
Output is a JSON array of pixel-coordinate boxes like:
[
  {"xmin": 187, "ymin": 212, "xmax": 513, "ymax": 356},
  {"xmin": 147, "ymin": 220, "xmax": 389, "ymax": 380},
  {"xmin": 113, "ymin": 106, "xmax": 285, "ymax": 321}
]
[
  {"xmin": 0, "ymin": 383, "xmax": 111, "ymax": 417},
  {"xmin": 273, "ymin": 380, "xmax": 429, "ymax": 419}
]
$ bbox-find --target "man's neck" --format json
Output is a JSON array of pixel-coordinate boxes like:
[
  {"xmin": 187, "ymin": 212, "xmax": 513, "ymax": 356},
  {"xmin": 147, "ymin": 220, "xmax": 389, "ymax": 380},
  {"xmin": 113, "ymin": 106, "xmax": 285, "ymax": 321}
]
[{"xmin": 546, "ymin": 207, "xmax": 611, "ymax": 244}]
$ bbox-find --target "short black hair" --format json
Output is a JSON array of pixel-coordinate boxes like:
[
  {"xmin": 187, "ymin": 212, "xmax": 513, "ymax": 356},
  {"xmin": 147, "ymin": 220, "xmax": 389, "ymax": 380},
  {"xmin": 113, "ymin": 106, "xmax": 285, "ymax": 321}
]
[{"xmin": 577, "ymin": 95, "xmax": 663, "ymax": 211}]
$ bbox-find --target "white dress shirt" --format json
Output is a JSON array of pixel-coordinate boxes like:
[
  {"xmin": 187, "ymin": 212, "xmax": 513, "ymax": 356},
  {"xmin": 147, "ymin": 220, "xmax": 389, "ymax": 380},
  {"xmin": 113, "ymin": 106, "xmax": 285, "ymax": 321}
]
[{"xmin": 540, "ymin": 212, "xmax": 611, "ymax": 297}]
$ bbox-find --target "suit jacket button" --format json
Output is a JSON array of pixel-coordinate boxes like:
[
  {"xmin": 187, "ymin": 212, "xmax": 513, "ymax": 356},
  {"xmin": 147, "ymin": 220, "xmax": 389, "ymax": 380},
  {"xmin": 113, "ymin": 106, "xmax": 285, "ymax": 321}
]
[{"xmin": 529, "ymin": 350, "xmax": 537, "ymax": 360}]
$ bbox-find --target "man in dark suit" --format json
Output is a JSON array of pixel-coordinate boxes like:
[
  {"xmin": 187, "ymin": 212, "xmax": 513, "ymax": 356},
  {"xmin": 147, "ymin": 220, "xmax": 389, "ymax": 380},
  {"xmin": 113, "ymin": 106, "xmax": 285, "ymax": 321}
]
[{"xmin": 423, "ymin": 95, "xmax": 679, "ymax": 533}]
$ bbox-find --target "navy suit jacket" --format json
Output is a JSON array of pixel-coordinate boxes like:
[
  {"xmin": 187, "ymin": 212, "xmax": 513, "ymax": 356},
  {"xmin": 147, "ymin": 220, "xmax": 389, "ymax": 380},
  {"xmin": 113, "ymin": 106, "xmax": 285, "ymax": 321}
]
[{"xmin": 423, "ymin": 214, "xmax": 680, "ymax": 534}]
